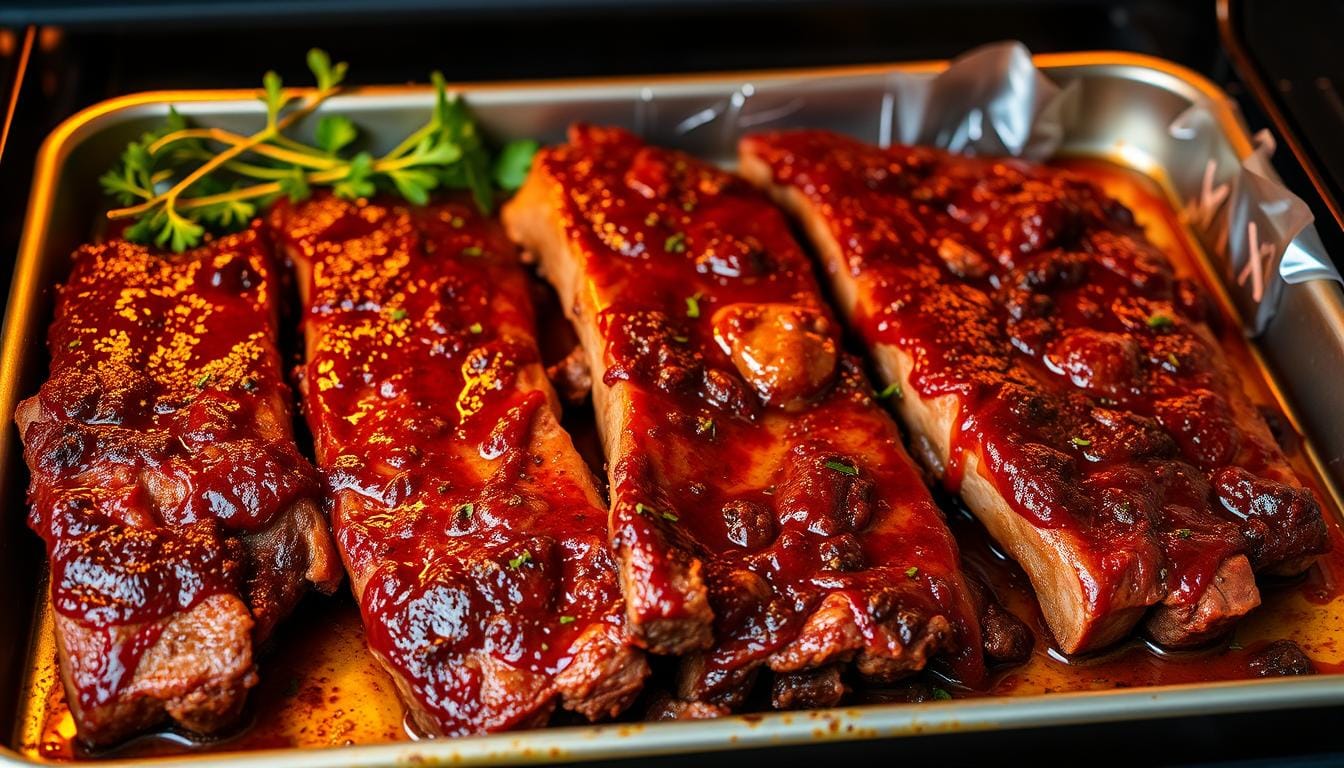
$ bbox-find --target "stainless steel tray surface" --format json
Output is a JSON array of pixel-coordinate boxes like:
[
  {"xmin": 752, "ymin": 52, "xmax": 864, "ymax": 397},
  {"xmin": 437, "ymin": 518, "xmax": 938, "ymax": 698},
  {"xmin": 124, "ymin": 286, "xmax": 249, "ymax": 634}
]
[{"xmin": 3, "ymin": 51, "xmax": 1342, "ymax": 766}]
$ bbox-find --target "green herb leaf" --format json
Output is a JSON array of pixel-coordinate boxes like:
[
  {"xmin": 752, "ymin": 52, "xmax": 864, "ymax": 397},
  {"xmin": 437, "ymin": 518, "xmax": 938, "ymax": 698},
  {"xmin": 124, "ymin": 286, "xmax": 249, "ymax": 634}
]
[
  {"xmin": 1147, "ymin": 313, "xmax": 1174, "ymax": 329},
  {"xmin": 931, "ymin": 687, "xmax": 952, "ymax": 701},
  {"xmin": 824, "ymin": 459, "xmax": 859, "ymax": 476},
  {"xmin": 390, "ymin": 308, "xmax": 408, "ymax": 321},
  {"xmin": 492, "ymin": 139, "xmax": 539, "ymax": 191},
  {"xmin": 508, "ymin": 550, "xmax": 532, "ymax": 569},
  {"xmin": 277, "ymin": 166, "xmax": 312, "ymax": 203},
  {"xmin": 1176, "ymin": 528, "xmax": 1192, "ymax": 539},
  {"xmin": 388, "ymin": 167, "xmax": 439, "ymax": 206},
  {"xmin": 559, "ymin": 615, "xmax": 576, "ymax": 625},
  {"xmin": 456, "ymin": 502, "xmax": 474, "ymax": 517},
  {"xmin": 461, "ymin": 245, "xmax": 483, "ymax": 257},
  {"xmin": 315, "ymin": 114, "xmax": 358, "ymax": 155},
  {"xmin": 307, "ymin": 48, "xmax": 348, "ymax": 92},
  {"xmin": 468, "ymin": 322, "xmax": 483, "ymax": 334},
  {"xmin": 905, "ymin": 566, "xmax": 919, "ymax": 579},
  {"xmin": 334, "ymin": 152, "xmax": 376, "ymax": 200},
  {"xmin": 262, "ymin": 70, "xmax": 286, "ymax": 128},
  {"xmin": 1070, "ymin": 436, "xmax": 1092, "ymax": 447},
  {"xmin": 662, "ymin": 511, "xmax": 679, "ymax": 523}
]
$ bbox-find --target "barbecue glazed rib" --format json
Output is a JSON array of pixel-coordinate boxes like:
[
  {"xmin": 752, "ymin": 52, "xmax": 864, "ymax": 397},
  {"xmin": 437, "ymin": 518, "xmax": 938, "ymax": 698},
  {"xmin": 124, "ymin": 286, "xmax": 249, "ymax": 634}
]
[
  {"xmin": 503, "ymin": 124, "xmax": 986, "ymax": 706},
  {"xmin": 15, "ymin": 228, "xmax": 342, "ymax": 745},
  {"xmin": 740, "ymin": 130, "xmax": 1329, "ymax": 653},
  {"xmin": 272, "ymin": 193, "xmax": 647, "ymax": 737}
]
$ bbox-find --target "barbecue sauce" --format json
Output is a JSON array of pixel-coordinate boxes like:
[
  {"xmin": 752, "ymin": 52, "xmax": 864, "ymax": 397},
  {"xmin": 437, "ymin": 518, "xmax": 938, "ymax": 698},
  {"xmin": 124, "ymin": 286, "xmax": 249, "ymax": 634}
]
[
  {"xmin": 272, "ymin": 194, "xmax": 631, "ymax": 736},
  {"xmin": 744, "ymin": 131, "xmax": 1329, "ymax": 621},
  {"xmin": 17, "ymin": 154, "xmax": 1344, "ymax": 762},
  {"xmin": 529, "ymin": 124, "xmax": 986, "ymax": 694},
  {"xmin": 19, "ymin": 228, "xmax": 316, "ymax": 710}
]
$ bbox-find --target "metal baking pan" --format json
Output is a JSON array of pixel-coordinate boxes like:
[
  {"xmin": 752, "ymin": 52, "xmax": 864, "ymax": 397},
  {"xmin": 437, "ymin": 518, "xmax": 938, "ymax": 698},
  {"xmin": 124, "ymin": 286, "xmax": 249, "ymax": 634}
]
[{"xmin": 3, "ymin": 51, "xmax": 1343, "ymax": 766}]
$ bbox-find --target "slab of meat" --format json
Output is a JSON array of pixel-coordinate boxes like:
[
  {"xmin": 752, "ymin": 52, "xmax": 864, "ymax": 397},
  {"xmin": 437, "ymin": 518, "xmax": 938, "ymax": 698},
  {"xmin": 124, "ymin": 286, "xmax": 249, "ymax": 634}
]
[
  {"xmin": 15, "ymin": 227, "xmax": 342, "ymax": 746},
  {"xmin": 740, "ymin": 130, "xmax": 1328, "ymax": 653},
  {"xmin": 272, "ymin": 193, "xmax": 647, "ymax": 737},
  {"xmin": 502, "ymin": 124, "xmax": 986, "ymax": 707}
]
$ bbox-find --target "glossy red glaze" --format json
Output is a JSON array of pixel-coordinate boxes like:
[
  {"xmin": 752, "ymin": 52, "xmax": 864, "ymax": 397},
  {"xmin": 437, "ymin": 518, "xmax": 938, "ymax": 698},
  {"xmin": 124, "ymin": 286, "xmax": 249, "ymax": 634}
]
[
  {"xmin": 20, "ymin": 227, "xmax": 314, "ymax": 708},
  {"xmin": 274, "ymin": 194, "xmax": 630, "ymax": 735},
  {"xmin": 743, "ymin": 130, "xmax": 1329, "ymax": 613},
  {"xmin": 530, "ymin": 125, "xmax": 985, "ymax": 691}
]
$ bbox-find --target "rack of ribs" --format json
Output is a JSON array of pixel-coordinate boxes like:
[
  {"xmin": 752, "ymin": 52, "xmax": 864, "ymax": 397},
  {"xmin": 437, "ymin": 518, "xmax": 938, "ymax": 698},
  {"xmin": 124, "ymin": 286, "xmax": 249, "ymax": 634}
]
[
  {"xmin": 15, "ymin": 227, "xmax": 342, "ymax": 745},
  {"xmin": 740, "ymin": 130, "xmax": 1329, "ymax": 653},
  {"xmin": 272, "ymin": 193, "xmax": 647, "ymax": 736},
  {"xmin": 502, "ymin": 124, "xmax": 987, "ymax": 709}
]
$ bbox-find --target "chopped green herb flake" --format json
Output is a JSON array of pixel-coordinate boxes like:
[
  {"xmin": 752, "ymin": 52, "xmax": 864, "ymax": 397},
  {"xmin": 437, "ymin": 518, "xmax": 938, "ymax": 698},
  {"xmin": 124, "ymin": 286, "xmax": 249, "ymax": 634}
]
[
  {"xmin": 696, "ymin": 416, "xmax": 716, "ymax": 437},
  {"xmin": 662, "ymin": 511, "xmax": 679, "ymax": 523},
  {"xmin": 672, "ymin": 335, "xmax": 689, "ymax": 344},
  {"xmin": 469, "ymin": 322, "xmax": 484, "ymax": 334},
  {"xmin": 450, "ymin": 216, "xmax": 465, "ymax": 229},
  {"xmin": 66, "ymin": 339, "xmax": 81, "ymax": 349},
  {"xmin": 559, "ymin": 615, "xmax": 576, "ymax": 625},
  {"xmin": 931, "ymin": 688, "xmax": 952, "ymax": 701},
  {"xmin": 390, "ymin": 308, "xmax": 408, "ymax": 321},
  {"xmin": 1177, "ymin": 528, "xmax": 1192, "ymax": 539},
  {"xmin": 457, "ymin": 502, "xmax": 474, "ymax": 517},
  {"xmin": 1167, "ymin": 353, "xmax": 1180, "ymax": 369},
  {"xmin": 195, "ymin": 373, "xmax": 212, "ymax": 389},
  {"xmin": 1147, "ymin": 313, "xmax": 1174, "ymax": 329},
  {"xmin": 878, "ymin": 381, "xmax": 903, "ymax": 400},
  {"xmin": 824, "ymin": 459, "xmax": 859, "ymax": 476},
  {"xmin": 685, "ymin": 293, "xmax": 701, "ymax": 319},
  {"xmin": 462, "ymin": 245, "xmax": 483, "ymax": 257},
  {"xmin": 665, "ymin": 232, "xmax": 687, "ymax": 253},
  {"xmin": 905, "ymin": 566, "xmax": 919, "ymax": 579},
  {"xmin": 508, "ymin": 551, "xmax": 532, "ymax": 569},
  {"xmin": 1070, "ymin": 436, "xmax": 1092, "ymax": 447}
]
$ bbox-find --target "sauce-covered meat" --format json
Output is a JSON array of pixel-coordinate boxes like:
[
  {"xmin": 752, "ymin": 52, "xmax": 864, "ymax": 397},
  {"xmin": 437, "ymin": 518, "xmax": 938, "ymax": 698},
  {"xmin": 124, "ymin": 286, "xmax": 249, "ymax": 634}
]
[
  {"xmin": 272, "ymin": 193, "xmax": 646, "ymax": 737},
  {"xmin": 15, "ymin": 227, "xmax": 340, "ymax": 745},
  {"xmin": 741, "ymin": 130, "xmax": 1328, "ymax": 653},
  {"xmin": 503, "ymin": 124, "xmax": 987, "ymax": 705}
]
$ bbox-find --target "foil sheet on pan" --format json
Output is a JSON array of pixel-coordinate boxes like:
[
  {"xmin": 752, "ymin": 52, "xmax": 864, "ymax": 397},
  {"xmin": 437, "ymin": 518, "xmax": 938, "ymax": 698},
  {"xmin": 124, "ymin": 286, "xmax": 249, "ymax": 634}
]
[{"xmin": 652, "ymin": 41, "xmax": 1340, "ymax": 335}]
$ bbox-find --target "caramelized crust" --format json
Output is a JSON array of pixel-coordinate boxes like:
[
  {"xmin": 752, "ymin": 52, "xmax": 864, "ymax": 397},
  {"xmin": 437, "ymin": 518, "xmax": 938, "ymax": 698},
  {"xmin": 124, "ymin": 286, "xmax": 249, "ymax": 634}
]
[
  {"xmin": 740, "ymin": 130, "xmax": 1327, "ymax": 652},
  {"xmin": 273, "ymin": 194, "xmax": 646, "ymax": 737},
  {"xmin": 503, "ymin": 125, "xmax": 986, "ymax": 705},
  {"xmin": 15, "ymin": 228, "xmax": 340, "ymax": 745}
]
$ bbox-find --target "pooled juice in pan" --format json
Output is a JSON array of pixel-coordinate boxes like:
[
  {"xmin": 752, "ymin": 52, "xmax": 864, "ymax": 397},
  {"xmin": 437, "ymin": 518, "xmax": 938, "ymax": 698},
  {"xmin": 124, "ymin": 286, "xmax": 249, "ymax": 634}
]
[{"xmin": 16, "ymin": 160, "xmax": 1344, "ymax": 760}]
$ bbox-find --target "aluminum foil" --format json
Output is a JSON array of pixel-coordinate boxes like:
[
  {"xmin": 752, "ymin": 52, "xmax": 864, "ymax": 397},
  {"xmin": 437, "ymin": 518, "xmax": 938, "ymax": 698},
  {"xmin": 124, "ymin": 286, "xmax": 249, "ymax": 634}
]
[{"xmin": 668, "ymin": 40, "xmax": 1339, "ymax": 335}]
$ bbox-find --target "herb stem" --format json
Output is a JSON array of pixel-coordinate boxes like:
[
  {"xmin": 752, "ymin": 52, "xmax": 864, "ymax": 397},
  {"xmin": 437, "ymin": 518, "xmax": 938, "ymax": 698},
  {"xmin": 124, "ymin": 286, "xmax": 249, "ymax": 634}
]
[
  {"xmin": 149, "ymin": 128, "xmax": 342, "ymax": 170},
  {"xmin": 114, "ymin": 85, "xmax": 338, "ymax": 221}
]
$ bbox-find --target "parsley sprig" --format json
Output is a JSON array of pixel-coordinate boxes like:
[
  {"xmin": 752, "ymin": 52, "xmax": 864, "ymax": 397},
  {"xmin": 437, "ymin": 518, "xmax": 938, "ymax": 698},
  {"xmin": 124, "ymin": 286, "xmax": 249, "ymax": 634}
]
[{"xmin": 100, "ymin": 49, "xmax": 536, "ymax": 252}]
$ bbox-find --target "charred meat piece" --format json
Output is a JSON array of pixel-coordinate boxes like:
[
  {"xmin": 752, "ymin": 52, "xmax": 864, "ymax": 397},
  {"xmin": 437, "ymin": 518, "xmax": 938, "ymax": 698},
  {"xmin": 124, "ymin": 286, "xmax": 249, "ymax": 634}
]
[
  {"xmin": 741, "ymin": 131, "xmax": 1328, "ymax": 653},
  {"xmin": 503, "ymin": 125, "xmax": 986, "ymax": 709},
  {"xmin": 272, "ymin": 194, "xmax": 647, "ymax": 737},
  {"xmin": 16, "ymin": 228, "xmax": 341, "ymax": 746}
]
